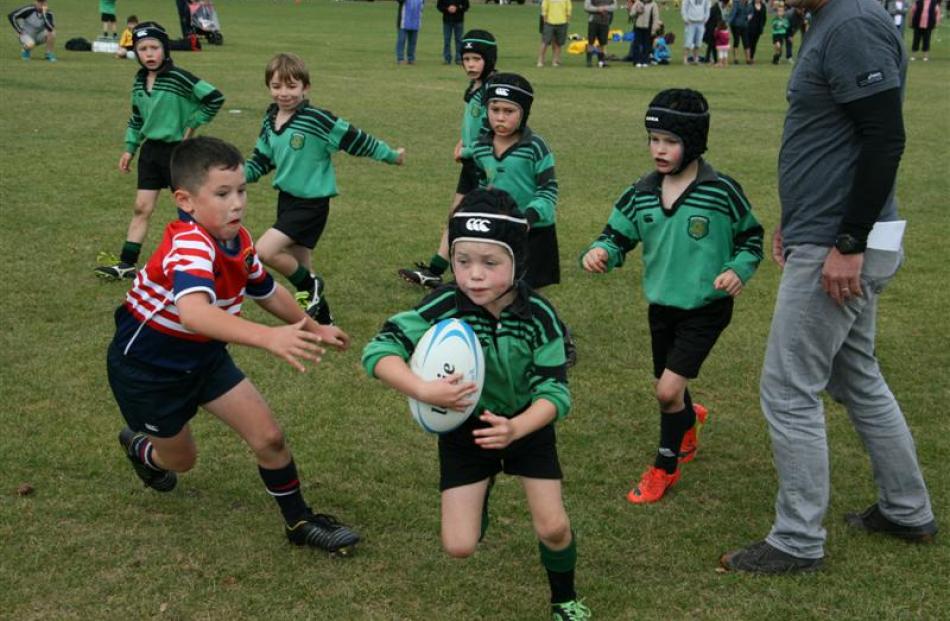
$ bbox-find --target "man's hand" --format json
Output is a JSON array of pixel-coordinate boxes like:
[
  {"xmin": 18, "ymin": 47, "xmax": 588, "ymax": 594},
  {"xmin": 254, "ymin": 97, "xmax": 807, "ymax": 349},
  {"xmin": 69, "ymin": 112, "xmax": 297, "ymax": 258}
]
[
  {"xmin": 771, "ymin": 227, "xmax": 785, "ymax": 267},
  {"xmin": 821, "ymin": 247, "xmax": 864, "ymax": 305}
]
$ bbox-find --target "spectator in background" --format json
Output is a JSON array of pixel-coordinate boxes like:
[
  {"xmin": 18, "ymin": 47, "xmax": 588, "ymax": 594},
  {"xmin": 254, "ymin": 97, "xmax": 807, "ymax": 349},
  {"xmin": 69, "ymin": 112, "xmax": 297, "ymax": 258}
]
[
  {"xmin": 538, "ymin": 0, "xmax": 572, "ymax": 67},
  {"xmin": 8, "ymin": 0, "xmax": 56, "ymax": 61},
  {"xmin": 584, "ymin": 0, "xmax": 617, "ymax": 67},
  {"xmin": 703, "ymin": 0, "xmax": 726, "ymax": 62},
  {"xmin": 682, "ymin": 0, "xmax": 711, "ymax": 63},
  {"xmin": 747, "ymin": 0, "xmax": 767, "ymax": 62},
  {"xmin": 909, "ymin": 0, "xmax": 942, "ymax": 60},
  {"xmin": 729, "ymin": 0, "xmax": 752, "ymax": 63},
  {"xmin": 396, "ymin": 0, "xmax": 424, "ymax": 65},
  {"xmin": 437, "ymin": 0, "xmax": 469, "ymax": 65},
  {"xmin": 630, "ymin": 0, "xmax": 662, "ymax": 67}
]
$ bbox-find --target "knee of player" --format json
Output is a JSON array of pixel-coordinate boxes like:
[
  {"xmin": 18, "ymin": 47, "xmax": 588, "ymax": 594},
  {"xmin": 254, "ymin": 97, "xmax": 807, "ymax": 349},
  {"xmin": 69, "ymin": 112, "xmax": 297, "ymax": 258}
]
[
  {"xmin": 442, "ymin": 537, "xmax": 477, "ymax": 559},
  {"xmin": 133, "ymin": 196, "xmax": 157, "ymax": 216},
  {"xmin": 252, "ymin": 427, "xmax": 287, "ymax": 458},
  {"xmin": 654, "ymin": 385, "xmax": 682, "ymax": 410},
  {"xmin": 534, "ymin": 514, "xmax": 571, "ymax": 546}
]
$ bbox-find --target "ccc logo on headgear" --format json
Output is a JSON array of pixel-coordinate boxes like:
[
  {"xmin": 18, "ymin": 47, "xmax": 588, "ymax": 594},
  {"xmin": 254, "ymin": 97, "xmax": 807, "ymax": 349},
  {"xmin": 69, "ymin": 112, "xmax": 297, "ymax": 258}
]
[
  {"xmin": 466, "ymin": 218, "xmax": 491, "ymax": 232},
  {"xmin": 494, "ymin": 87, "xmax": 510, "ymax": 96}
]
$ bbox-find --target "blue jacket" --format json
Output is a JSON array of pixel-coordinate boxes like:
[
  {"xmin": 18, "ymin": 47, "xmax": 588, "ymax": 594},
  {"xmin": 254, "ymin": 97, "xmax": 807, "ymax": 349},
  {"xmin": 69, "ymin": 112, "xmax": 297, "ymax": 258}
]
[
  {"xmin": 729, "ymin": 0, "xmax": 752, "ymax": 27},
  {"xmin": 398, "ymin": 0, "xmax": 424, "ymax": 30}
]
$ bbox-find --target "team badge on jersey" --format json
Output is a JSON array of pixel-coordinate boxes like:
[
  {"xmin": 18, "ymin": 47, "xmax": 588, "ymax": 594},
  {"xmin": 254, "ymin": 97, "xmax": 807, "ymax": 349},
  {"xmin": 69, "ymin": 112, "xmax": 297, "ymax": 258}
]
[
  {"xmin": 471, "ymin": 104, "xmax": 482, "ymax": 118},
  {"xmin": 290, "ymin": 132, "xmax": 305, "ymax": 150},
  {"xmin": 242, "ymin": 246, "xmax": 255, "ymax": 272},
  {"xmin": 687, "ymin": 215, "xmax": 709, "ymax": 240}
]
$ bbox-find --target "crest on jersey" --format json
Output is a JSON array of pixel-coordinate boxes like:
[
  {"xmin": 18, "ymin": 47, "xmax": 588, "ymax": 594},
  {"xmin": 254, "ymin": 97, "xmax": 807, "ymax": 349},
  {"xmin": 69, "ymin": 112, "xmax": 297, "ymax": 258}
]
[
  {"xmin": 471, "ymin": 103, "xmax": 482, "ymax": 118},
  {"xmin": 242, "ymin": 247, "xmax": 255, "ymax": 272},
  {"xmin": 290, "ymin": 132, "xmax": 305, "ymax": 150},
  {"xmin": 687, "ymin": 215, "xmax": 709, "ymax": 240}
]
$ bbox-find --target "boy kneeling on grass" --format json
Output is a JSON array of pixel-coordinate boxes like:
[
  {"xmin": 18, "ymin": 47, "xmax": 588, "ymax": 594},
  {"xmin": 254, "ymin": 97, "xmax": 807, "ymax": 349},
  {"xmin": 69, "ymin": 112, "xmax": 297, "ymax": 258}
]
[{"xmin": 107, "ymin": 136, "xmax": 360, "ymax": 556}]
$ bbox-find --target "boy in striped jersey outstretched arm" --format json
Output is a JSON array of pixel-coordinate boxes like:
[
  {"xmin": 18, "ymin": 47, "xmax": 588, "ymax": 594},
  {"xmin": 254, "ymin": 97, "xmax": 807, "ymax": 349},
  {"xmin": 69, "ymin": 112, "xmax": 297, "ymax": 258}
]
[
  {"xmin": 107, "ymin": 137, "xmax": 361, "ymax": 556},
  {"xmin": 245, "ymin": 53, "xmax": 405, "ymax": 325},
  {"xmin": 96, "ymin": 22, "xmax": 224, "ymax": 280},
  {"xmin": 582, "ymin": 88, "xmax": 763, "ymax": 504}
]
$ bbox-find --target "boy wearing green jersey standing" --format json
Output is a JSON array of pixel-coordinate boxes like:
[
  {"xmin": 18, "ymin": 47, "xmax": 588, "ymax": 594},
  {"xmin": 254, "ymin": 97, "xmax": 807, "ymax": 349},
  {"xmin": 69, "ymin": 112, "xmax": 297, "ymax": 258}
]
[
  {"xmin": 399, "ymin": 30, "xmax": 498, "ymax": 289},
  {"xmin": 246, "ymin": 53, "xmax": 405, "ymax": 324},
  {"xmin": 95, "ymin": 22, "xmax": 224, "ymax": 279},
  {"xmin": 582, "ymin": 89, "xmax": 763, "ymax": 504},
  {"xmin": 99, "ymin": 0, "xmax": 117, "ymax": 39}
]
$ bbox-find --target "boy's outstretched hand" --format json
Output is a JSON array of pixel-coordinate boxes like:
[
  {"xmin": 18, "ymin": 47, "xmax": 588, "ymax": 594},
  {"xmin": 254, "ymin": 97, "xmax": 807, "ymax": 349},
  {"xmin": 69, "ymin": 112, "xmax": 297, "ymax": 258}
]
[
  {"xmin": 267, "ymin": 318, "xmax": 327, "ymax": 372},
  {"xmin": 713, "ymin": 269, "xmax": 744, "ymax": 297},
  {"xmin": 310, "ymin": 324, "xmax": 350, "ymax": 351},
  {"xmin": 416, "ymin": 373, "xmax": 478, "ymax": 412},
  {"xmin": 473, "ymin": 410, "xmax": 517, "ymax": 450},
  {"xmin": 582, "ymin": 247, "xmax": 609, "ymax": 273},
  {"xmin": 394, "ymin": 148, "xmax": 406, "ymax": 165},
  {"xmin": 118, "ymin": 152, "xmax": 134, "ymax": 173}
]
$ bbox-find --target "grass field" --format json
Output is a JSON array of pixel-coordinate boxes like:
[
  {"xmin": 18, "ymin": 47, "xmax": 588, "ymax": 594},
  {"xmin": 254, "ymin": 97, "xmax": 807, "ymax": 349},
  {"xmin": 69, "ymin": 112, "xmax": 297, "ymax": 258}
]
[{"xmin": 1, "ymin": 1, "xmax": 948, "ymax": 619}]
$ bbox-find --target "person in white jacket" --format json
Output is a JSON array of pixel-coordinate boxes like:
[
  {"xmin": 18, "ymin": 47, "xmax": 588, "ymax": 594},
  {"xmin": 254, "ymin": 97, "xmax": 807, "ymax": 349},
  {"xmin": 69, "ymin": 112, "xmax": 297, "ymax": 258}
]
[{"xmin": 681, "ymin": 0, "xmax": 710, "ymax": 63}]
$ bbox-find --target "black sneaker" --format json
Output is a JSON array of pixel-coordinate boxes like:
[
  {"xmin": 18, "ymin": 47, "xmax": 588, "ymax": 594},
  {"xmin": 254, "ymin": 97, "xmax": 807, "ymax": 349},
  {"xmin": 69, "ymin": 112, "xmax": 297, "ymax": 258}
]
[
  {"xmin": 95, "ymin": 251, "xmax": 137, "ymax": 280},
  {"xmin": 297, "ymin": 276, "xmax": 334, "ymax": 325},
  {"xmin": 844, "ymin": 503, "xmax": 938, "ymax": 543},
  {"xmin": 286, "ymin": 513, "xmax": 360, "ymax": 556},
  {"xmin": 398, "ymin": 262, "xmax": 443, "ymax": 288},
  {"xmin": 118, "ymin": 428, "xmax": 177, "ymax": 492},
  {"xmin": 719, "ymin": 540, "xmax": 823, "ymax": 574}
]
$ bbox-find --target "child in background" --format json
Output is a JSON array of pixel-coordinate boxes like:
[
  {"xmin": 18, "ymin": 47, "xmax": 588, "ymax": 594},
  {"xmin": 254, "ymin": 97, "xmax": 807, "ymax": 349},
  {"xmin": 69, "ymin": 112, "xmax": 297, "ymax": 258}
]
[
  {"xmin": 399, "ymin": 30, "xmax": 498, "ymax": 289},
  {"xmin": 95, "ymin": 22, "xmax": 224, "ymax": 279},
  {"xmin": 770, "ymin": 4, "xmax": 788, "ymax": 64},
  {"xmin": 115, "ymin": 14, "xmax": 137, "ymax": 58},
  {"xmin": 100, "ymin": 0, "xmax": 117, "ymax": 39},
  {"xmin": 714, "ymin": 20, "xmax": 730, "ymax": 66},
  {"xmin": 653, "ymin": 29, "xmax": 673, "ymax": 64},
  {"xmin": 245, "ymin": 53, "xmax": 405, "ymax": 324},
  {"xmin": 109, "ymin": 136, "xmax": 360, "ymax": 555},
  {"xmin": 363, "ymin": 189, "xmax": 590, "ymax": 621},
  {"xmin": 582, "ymin": 89, "xmax": 763, "ymax": 504}
]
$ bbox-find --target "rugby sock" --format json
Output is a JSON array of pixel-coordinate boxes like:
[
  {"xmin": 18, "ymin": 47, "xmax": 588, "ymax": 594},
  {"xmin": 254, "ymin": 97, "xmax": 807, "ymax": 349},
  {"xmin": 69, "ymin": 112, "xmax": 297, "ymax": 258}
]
[
  {"xmin": 288, "ymin": 265, "xmax": 315, "ymax": 294},
  {"xmin": 119, "ymin": 241, "xmax": 142, "ymax": 265},
  {"xmin": 259, "ymin": 460, "xmax": 310, "ymax": 525},
  {"xmin": 428, "ymin": 254, "xmax": 449, "ymax": 276},
  {"xmin": 540, "ymin": 533, "xmax": 577, "ymax": 604},
  {"xmin": 656, "ymin": 398, "xmax": 696, "ymax": 474},
  {"xmin": 129, "ymin": 435, "xmax": 163, "ymax": 471},
  {"xmin": 772, "ymin": 52, "xmax": 780, "ymax": 64}
]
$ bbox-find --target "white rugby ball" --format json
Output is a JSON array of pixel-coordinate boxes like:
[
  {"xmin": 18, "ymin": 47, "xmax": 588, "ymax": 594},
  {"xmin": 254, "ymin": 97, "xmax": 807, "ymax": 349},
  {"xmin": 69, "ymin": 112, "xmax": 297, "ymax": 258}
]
[{"xmin": 408, "ymin": 318, "xmax": 485, "ymax": 434}]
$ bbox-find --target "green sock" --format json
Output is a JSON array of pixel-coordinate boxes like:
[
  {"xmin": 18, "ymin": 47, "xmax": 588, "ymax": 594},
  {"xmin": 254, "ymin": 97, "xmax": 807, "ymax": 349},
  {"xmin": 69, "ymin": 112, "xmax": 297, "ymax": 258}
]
[
  {"xmin": 429, "ymin": 254, "xmax": 449, "ymax": 276},
  {"xmin": 120, "ymin": 241, "xmax": 142, "ymax": 265},
  {"xmin": 288, "ymin": 266, "xmax": 314, "ymax": 292}
]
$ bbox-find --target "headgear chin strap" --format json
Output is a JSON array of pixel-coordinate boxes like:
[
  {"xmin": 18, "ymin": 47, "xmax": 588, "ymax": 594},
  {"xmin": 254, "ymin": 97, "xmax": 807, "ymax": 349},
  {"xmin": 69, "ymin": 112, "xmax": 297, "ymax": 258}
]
[
  {"xmin": 644, "ymin": 89, "xmax": 710, "ymax": 174},
  {"xmin": 132, "ymin": 21, "xmax": 172, "ymax": 72}
]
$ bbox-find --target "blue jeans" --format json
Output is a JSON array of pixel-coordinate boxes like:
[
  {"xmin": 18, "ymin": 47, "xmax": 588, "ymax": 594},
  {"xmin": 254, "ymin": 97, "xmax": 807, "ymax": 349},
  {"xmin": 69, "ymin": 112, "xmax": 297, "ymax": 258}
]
[
  {"xmin": 396, "ymin": 28, "xmax": 419, "ymax": 63},
  {"xmin": 760, "ymin": 244, "xmax": 934, "ymax": 559},
  {"xmin": 442, "ymin": 21, "xmax": 463, "ymax": 62}
]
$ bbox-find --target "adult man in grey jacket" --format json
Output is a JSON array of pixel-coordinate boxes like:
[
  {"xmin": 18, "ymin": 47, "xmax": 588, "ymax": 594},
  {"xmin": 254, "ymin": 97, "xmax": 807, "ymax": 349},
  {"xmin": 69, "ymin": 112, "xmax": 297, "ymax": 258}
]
[{"xmin": 585, "ymin": 0, "xmax": 617, "ymax": 66}]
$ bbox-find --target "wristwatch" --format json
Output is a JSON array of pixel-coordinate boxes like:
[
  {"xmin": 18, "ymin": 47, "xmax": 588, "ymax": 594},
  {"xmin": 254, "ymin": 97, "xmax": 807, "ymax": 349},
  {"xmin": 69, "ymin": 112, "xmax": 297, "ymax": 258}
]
[{"xmin": 834, "ymin": 233, "xmax": 867, "ymax": 255}]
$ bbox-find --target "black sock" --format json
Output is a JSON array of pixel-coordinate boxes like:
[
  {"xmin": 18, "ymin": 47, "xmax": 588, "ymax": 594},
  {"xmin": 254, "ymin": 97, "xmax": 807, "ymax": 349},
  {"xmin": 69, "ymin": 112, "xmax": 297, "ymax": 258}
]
[
  {"xmin": 655, "ymin": 401, "xmax": 696, "ymax": 474},
  {"xmin": 773, "ymin": 52, "xmax": 780, "ymax": 64},
  {"xmin": 120, "ymin": 241, "xmax": 142, "ymax": 265},
  {"xmin": 288, "ymin": 266, "xmax": 315, "ymax": 293},
  {"xmin": 259, "ymin": 460, "xmax": 310, "ymax": 525},
  {"xmin": 540, "ymin": 535, "xmax": 577, "ymax": 604}
]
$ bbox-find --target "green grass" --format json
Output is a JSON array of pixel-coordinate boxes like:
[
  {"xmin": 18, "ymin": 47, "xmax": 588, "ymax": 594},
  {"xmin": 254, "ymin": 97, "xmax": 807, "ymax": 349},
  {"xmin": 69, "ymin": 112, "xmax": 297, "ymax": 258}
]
[{"xmin": 1, "ymin": 1, "xmax": 948, "ymax": 619}]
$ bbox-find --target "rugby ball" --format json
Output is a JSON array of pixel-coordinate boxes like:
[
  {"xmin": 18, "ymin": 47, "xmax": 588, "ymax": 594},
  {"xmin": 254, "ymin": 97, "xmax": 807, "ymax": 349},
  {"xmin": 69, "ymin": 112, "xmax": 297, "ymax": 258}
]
[{"xmin": 408, "ymin": 318, "xmax": 485, "ymax": 434}]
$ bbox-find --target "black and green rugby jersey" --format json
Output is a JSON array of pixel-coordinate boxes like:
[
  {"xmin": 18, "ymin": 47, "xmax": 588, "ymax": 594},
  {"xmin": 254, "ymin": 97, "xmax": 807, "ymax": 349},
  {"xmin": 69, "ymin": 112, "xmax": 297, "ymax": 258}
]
[
  {"xmin": 459, "ymin": 79, "xmax": 488, "ymax": 158},
  {"xmin": 362, "ymin": 283, "xmax": 571, "ymax": 421},
  {"xmin": 124, "ymin": 64, "xmax": 224, "ymax": 154},
  {"xmin": 470, "ymin": 127, "xmax": 558, "ymax": 228},
  {"xmin": 771, "ymin": 16, "xmax": 789, "ymax": 36},
  {"xmin": 585, "ymin": 160, "xmax": 764, "ymax": 310},
  {"xmin": 245, "ymin": 101, "xmax": 400, "ymax": 200}
]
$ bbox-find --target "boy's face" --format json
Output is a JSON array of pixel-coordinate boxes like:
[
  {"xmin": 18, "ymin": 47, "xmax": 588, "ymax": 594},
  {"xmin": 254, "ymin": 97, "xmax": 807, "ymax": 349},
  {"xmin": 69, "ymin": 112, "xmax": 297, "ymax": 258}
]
[
  {"xmin": 35, "ymin": 0, "xmax": 47, "ymax": 11},
  {"xmin": 461, "ymin": 53, "xmax": 485, "ymax": 80},
  {"xmin": 649, "ymin": 131, "xmax": 684, "ymax": 175},
  {"xmin": 128, "ymin": 20, "xmax": 138, "ymax": 28},
  {"xmin": 487, "ymin": 101, "xmax": 522, "ymax": 137},
  {"xmin": 452, "ymin": 241, "xmax": 515, "ymax": 314},
  {"xmin": 135, "ymin": 39, "xmax": 165, "ymax": 71},
  {"xmin": 175, "ymin": 165, "xmax": 248, "ymax": 241},
  {"xmin": 269, "ymin": 74, "xmax": 309, "ymax": 113},
  {"xmin": 777, "ymin": 5, "xmax": 785, "ymax": 16}
]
